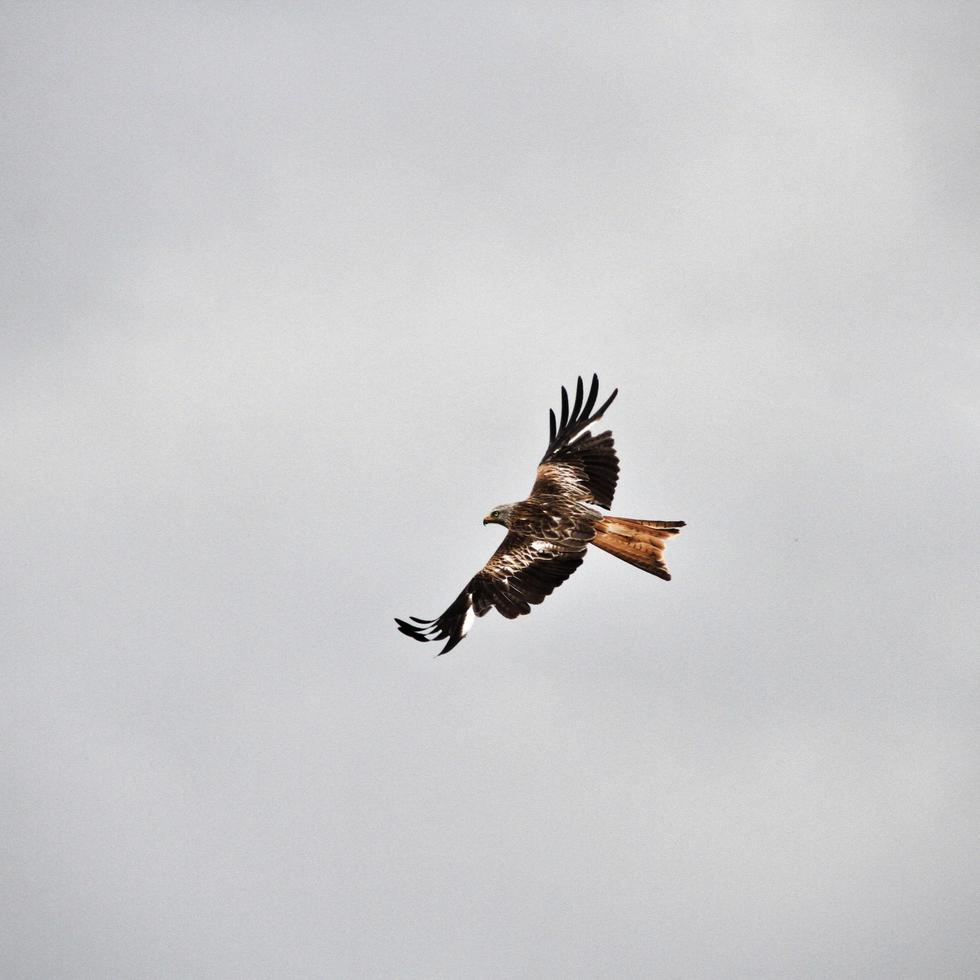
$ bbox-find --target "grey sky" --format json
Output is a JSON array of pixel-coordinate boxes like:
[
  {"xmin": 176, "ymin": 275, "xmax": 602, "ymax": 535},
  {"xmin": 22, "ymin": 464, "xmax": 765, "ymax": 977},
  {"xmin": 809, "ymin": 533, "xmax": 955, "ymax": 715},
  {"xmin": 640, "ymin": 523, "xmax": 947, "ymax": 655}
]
[{"xmin": 3, "ymin": 3, "xmax": 978, "ymax": 977}]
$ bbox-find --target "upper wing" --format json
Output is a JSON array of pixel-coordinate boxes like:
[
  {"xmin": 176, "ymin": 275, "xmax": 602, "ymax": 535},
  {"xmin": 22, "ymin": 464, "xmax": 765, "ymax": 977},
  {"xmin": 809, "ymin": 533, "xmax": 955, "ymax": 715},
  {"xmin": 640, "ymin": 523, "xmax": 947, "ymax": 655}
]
[
  {"xmin": 394, "ymin": 532, "xmax": 586, "ymax": 656},
  {"xmin": 530, "ymin": 374, "xmax": 620, "ymax": 509}
]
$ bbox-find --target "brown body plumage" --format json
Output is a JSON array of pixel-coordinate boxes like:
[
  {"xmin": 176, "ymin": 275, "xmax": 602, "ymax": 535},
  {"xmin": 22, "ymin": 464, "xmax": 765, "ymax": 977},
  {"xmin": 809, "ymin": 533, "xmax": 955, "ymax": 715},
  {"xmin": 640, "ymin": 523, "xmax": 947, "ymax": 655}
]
[{"xmin": 396, "ymin": 375, "xmax": 684, "ymax": 655}]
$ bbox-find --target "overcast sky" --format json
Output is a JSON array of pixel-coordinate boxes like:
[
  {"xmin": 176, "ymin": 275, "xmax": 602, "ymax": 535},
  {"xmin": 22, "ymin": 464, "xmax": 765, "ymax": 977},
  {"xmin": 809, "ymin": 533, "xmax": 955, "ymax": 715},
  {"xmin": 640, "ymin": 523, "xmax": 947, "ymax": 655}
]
[{"xmin": 3, "ymin": 3, "xmax": 978, "ymax": 978}]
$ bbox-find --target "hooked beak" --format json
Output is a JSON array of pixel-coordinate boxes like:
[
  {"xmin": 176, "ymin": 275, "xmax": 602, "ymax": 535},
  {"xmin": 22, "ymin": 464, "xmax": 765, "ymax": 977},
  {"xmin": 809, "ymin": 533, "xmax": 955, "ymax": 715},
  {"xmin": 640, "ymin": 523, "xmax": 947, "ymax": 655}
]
[{"xmin": 483, "ymin": 515, "xmax": 491, "ymax": 525}]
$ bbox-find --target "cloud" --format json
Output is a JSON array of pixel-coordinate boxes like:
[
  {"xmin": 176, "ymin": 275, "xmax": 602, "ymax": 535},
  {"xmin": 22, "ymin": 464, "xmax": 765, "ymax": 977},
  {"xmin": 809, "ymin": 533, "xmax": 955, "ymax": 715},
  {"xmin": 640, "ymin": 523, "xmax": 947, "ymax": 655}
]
[{"xmin": 3, "ymin": 2, "xmax": 978, "ymax": 977}]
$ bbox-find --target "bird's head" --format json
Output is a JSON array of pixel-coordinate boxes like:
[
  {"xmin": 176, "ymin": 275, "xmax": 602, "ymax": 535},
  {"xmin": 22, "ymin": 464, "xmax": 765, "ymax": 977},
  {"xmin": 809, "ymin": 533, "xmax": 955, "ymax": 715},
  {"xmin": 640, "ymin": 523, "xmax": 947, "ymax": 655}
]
[{"xmin": 483, "ymin": 504, "xmax": 514, "ymax": 528}]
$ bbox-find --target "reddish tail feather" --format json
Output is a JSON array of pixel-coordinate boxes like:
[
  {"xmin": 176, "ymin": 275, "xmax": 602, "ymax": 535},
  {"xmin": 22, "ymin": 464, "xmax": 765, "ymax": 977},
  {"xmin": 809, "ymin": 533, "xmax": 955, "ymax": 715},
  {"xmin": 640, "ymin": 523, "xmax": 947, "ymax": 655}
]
[{"xmin": 591, "ymin": 516, "xmax": 685, "ymax": 580}]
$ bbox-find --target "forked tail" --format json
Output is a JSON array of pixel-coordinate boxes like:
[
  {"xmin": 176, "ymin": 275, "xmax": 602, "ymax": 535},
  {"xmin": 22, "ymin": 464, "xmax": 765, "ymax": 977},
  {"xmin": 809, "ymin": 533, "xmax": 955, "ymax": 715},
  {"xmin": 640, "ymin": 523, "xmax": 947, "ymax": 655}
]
[{"xmin": 592, "ymin": 516, "xmax": 685, "ymax": 580}]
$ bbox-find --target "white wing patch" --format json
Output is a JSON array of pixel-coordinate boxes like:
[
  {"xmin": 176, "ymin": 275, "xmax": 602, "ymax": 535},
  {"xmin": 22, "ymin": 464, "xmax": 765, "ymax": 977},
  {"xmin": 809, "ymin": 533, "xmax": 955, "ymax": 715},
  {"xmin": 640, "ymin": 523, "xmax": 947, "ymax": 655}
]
[{"xmin": 461, "ymin": 595, "xmax": 476, "ymax": 637}]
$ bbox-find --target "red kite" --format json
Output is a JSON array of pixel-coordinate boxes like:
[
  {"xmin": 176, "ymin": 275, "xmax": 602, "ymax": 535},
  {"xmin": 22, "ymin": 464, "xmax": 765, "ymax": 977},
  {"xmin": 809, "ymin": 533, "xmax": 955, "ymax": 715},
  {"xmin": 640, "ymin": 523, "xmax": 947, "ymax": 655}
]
[{"xmin": 396, "ymin": 375, "xmax": 684, "ymax": 655}]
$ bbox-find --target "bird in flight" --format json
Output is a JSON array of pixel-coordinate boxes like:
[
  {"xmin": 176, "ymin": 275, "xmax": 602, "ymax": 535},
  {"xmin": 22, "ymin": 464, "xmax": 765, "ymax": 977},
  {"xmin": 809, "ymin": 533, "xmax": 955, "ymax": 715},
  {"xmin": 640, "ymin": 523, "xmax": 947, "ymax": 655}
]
[{"xmin": 395, "ymin": 375, "xmax": 684, "ymax": 655}]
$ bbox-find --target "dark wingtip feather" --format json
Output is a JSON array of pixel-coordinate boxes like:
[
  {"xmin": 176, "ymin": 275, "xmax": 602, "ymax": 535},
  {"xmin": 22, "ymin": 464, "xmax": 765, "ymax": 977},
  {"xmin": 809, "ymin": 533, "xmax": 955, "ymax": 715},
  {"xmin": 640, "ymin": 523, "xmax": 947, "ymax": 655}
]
[
  {"xmin": 595, "ymin": 386, "xmax": 618, "ymax": 420},
  {"xmin": 541, "ymin": 373, "xmax": 619, "ymax": 462},
  {"xmin": 435, "ymin": 634, "xmax": 465, "ymax": 656},
  {"xmin": 584, "ymin": 374, "xmax": 599, "ymax": 416},
  {"xmin": 571, "ymin": 375, "xmax": 584, "ymax": 421},
  {"xmin": 394, "ymin": 618, "xmax": 431, "ymax": 642}
]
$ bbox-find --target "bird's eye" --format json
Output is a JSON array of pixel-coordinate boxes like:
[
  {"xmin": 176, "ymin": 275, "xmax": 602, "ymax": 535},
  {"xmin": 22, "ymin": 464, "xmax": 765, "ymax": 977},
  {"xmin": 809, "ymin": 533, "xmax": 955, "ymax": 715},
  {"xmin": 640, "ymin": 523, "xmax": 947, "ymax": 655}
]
[{"xmin": 491, "ymin": 510, "xmax": 499, "ymax": 518}]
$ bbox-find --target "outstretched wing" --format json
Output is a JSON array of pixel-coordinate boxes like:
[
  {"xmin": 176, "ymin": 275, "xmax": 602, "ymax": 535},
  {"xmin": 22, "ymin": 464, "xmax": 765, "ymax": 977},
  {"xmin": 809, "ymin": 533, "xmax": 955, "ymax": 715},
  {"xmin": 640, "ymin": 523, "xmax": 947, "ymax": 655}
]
[
  {"xmin": 394, "ymin": 533, "xmax": 586, "ymax": 656},
  {"xmin": 531, "ymin": 374, "xmax": 620, "ymax": 509}
]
